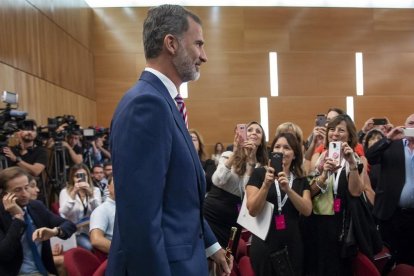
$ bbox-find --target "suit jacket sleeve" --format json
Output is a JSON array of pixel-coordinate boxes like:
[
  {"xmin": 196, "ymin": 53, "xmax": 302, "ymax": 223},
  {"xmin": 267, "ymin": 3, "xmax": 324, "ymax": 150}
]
[
  {"xmin": 365, "ymin": 137, "xmax": 392, "ymax": 165},
  {"xmin": 0, "ymin": 214, "xmax": 25, "ymax": 261}
]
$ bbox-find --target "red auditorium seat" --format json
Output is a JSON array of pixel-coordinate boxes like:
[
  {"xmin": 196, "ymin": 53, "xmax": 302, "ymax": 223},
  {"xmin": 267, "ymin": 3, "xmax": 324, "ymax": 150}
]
[
  {"xmin": 64, "ymin": 247, "xmax": 101, "ymax": 276},
  {"xmin": 388, "ymin": 264, "xmax": 414, "ymax": 276},
  {"xmin": 238, "ymin": 256, "xmax": 255, "ymax": 276},
  {"xmin": 352, "ymin": 251, "xmax": 380, "ymax": 276},
  {"xmin": 92, "ymin": 259, "xmax": 108, "ymax": 276}
]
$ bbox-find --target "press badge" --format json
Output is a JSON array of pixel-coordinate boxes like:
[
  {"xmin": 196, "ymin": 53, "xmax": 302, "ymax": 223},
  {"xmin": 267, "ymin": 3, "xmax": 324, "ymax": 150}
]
[
  {"xmin": 275, "ymin": 214, "xmax": 286, "ymax": 230},
  {"xmin": 334, "ymin": 198, "xmax": 341, "ymax": 213}
]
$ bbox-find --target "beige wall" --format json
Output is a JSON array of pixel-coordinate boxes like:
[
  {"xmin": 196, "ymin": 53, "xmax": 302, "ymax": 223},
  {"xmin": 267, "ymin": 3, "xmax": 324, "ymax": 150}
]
[
  {"xmin": 0, "ymin": 0, "xmax": 96, "ymax": 127},
  {"xmin": 93, "ymin": 7, "xmax": 414, "ymax": 154}
]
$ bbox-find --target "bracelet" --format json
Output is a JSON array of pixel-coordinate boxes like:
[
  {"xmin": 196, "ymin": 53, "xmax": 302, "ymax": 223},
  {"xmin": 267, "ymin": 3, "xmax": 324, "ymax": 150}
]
[
  {"xmin": 248, "ymin": 163, "xmax": 256, "ymax": 167},
  {"xmin": 316, "ymin": 182, "xmax": 328, "ymax": 193},
  {"xmin": 350, "ymin": 165, "xmax": 358, "ymax": 171},
  {"xmin": 315, "ymin": 177, "xmax": 328, "ymax": 193}
]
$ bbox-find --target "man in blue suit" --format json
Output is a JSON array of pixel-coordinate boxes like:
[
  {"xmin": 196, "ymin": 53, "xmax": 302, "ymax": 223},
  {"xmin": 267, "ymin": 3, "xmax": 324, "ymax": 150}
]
[{"xmin": 107, "ymin": 4, "xmax": 232, "ymax": 276}]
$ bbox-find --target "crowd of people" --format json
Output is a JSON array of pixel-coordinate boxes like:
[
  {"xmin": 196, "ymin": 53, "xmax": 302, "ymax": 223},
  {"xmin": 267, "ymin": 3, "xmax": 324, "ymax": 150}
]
[
  {"xmin": 196, "ymin": 111, "xmax": 414, "ymax": 276},
  {"xmin": 0, "ymin": 118, "xmax": 116, "ymax": 275}
]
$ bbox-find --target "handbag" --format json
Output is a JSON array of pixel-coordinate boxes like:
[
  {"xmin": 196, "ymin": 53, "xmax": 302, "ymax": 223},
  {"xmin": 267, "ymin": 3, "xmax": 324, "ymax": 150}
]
[{"xmin": 269, "ymin": 246, "xmax": 294, "ymax": 276}]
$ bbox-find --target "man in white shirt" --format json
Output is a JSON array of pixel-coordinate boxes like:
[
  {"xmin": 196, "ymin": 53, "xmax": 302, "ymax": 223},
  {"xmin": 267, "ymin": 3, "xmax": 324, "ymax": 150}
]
[{"xmin": 90, "ymin": 175, "xmax": 115, "ymax": 254}]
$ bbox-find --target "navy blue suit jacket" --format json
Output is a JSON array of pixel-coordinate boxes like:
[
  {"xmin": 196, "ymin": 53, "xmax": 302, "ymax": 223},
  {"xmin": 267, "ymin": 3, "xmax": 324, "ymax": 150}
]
[{"xmin": 106, "ymin": 71, "xmax": 217, "ymax": 276}]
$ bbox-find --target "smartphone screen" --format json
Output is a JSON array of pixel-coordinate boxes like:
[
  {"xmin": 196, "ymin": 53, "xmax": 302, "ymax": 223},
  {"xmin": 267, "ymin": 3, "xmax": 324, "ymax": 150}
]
[
  {"xmin": 236, "ymin": 124, "xmax": 247, "ymax": 142},
  {"xmin": 75, "ymin": 172, "xmax": 86, "ymax": 182},
  {"xmin": 328, "ymin": 141, "xmax": 341, "ymax": 166},
  {"xmin": 316, "ymin": 114, "xmax": 327, "ymax": 127},
  {"xmin": 270, "ymin": 152, "xmax": 283, "ymax": 176},
  {"xmin": 373, "ymin": 118, "xmax": 387, "ymax": 125}
]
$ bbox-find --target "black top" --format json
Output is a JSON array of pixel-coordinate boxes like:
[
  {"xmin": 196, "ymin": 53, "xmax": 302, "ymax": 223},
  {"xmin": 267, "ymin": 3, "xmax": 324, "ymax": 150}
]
[
  {"xmin": 247, "ymin": 167, "xmax": 310, "ymax": 220},
  {"xmin": 10, "ymin": 145, "xmax": 48, "ymax": 167}
]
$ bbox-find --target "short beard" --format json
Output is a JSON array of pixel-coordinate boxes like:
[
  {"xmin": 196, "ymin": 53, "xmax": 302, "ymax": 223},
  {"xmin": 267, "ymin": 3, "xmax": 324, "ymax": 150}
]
[{"xmin": 172, "ymin": 44, "xmax": 199, "ymax": 83}]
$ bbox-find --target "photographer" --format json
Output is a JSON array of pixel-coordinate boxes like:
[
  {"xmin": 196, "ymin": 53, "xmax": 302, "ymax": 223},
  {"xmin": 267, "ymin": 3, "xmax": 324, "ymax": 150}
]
[
  {"xmin": 64, "ymin": 131, "xmax": 83, "ymax": 166},
  {"xmin": 3, "ymin": 120, "xmax": 48, "ymax": 177},
  {"xmin": 84, "ymin": 130, "xmax": 111, "ymax": 167}
]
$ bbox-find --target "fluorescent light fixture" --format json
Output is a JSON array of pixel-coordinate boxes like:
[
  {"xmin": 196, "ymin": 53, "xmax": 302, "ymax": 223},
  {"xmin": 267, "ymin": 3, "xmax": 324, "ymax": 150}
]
[
  {"xmin": 85, "ymin": 0, "xmax": 414, "ymax": 8},
  {"xmin": 260, "ymin": 97, "xmax": 269, "ymax": 142},
  {"xmin": 355, "ymin": 52, "xmax": 364, "ymax": 96},
  {"xmin": 179, "ymin": 83, "xmax": 188, "ymax": 98},
  {"xmin": 269, "ymin": 52, "xmax": 279, "ymax": 97},
  {"xmin": 346, "ymin": 96, "xmax": 354, "ymax": 121}
]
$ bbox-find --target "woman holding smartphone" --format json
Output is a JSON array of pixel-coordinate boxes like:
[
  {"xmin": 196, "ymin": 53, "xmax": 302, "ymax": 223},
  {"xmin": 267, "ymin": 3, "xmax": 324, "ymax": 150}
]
[
  {"xmin": 305, "ymin": 114, "xmax": 378, "ymax": 276},
  {"xmin": 203, "ymin": 121, "xmax": 267, "ymax": 253},
  {"xmin": 246, "ymin": 132, "xmax": 312, "ymax": 276},
  {"xmin": 59, "ymin": 163, "xmax": 101, "ymax": 250}
]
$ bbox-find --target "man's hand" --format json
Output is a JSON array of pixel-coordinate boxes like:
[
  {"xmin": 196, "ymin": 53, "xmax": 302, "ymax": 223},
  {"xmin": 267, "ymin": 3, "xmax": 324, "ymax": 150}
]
[
  {"xmin": 211, "ymin": 248, "xmax": 233, "ymax": 276},
  {"xmin": 2, "ymin": 147, "xmax": 17, "ymax": 162},
  {"xmin": 2, "ymin": 193, "xmax": 24, "ymax": 217},
  {"xmin": 32, "ymin": 227, "xmax": 59, "ymax": 242}
]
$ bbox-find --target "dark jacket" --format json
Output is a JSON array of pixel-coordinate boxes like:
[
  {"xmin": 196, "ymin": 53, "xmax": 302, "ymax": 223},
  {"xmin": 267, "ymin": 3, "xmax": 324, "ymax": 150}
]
[
  {"xmin": 0, "ymin": 200, "xmax": 76, "ymax": 276},
  {"xmin": 365, "ymin": 138, "xmax": 405, "ymax": 220}
]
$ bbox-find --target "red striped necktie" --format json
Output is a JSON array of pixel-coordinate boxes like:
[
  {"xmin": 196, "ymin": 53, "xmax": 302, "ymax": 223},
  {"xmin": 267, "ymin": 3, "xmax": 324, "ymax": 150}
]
[{"xmin": 175, "ymin": 93, "xmax": 188, "ymax": 128}]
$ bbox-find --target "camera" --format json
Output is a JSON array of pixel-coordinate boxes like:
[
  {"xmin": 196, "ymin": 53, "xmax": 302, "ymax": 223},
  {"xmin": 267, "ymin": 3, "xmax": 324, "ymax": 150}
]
[
  {"xmin": 0, "ymin": 91, "xmax": 28, "ymax": 147},
  {"xmin": 45, "ymin": 115, "xmax": 79, "ymax": 142}
]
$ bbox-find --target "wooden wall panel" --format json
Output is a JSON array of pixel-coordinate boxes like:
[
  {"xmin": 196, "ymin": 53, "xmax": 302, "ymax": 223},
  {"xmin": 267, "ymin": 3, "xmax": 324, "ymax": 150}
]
[
  {"xmin": 93, "ymin": 7, "xmax": 414, "ymax": 154},
  {"xmin": 0, "ymin": 0, "xmax": 94, "ymax": 99},
  {"xmin": 27, "ymin": 0, "xmax": 92, "ymax": 48},
  {"xmin": 0, "ymin": 0, "xmax": 95, "ymax": 128},
  {"xmin": 0, "ymin": 63, "xmax": 96, "ymax": 127}
]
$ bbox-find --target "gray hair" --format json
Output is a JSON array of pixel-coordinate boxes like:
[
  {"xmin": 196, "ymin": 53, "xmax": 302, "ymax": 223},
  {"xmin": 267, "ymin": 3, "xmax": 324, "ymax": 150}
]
[{"xmin": 143, "ymin": 4, "xmax": 202, "ymax": 59}]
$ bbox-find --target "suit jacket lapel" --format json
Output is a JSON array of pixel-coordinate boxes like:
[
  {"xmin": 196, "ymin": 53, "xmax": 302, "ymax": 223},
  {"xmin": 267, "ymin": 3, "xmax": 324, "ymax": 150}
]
[{"xmin": 139, "ymin": 71, "xmax": 206, "ymax": 198}]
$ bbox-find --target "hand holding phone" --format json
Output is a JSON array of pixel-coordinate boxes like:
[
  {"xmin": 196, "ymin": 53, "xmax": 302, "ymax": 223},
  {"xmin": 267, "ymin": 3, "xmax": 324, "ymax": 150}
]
[{"xmin": 270, "ymin": 152, "xmax": 283, "ymax": 176}]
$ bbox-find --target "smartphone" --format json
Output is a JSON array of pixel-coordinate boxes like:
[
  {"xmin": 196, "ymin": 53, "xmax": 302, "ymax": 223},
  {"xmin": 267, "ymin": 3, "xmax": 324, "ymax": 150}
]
[
  {"xmin": 373, "ymin": 118, "xmax": 387, "ymax": 125},
  {"xmin": 328, "ymin": 141, "xmax": 342, "ymax": 166},
  {"xmin": 75, "ymin": 172, "xmax": 86, "ymax": 182},
  {"xmin": 316, "ymin": 114, "xmax": 327, "ymax": 127},
  {"xmin": 236, "ymin": 124, "xmax": 247, "ymax": 142},
  {"xmin": 404, "ymin": 128, "xmax": 414, "ymax": 137},
  {"xmin": 270, "ymin": 152, "xmax": 283, "ymax": 176}
]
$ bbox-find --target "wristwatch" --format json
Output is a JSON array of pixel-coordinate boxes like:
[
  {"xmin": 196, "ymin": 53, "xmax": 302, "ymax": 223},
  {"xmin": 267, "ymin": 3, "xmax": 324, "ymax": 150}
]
[{"xmin": 15, "ymin": 156, "xmax": 22, "ymax": 163}]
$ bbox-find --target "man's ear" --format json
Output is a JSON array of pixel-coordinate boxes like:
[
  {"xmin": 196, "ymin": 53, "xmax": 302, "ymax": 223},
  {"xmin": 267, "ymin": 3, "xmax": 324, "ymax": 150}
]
[{"xmin": 164, "ymin": 34, "xmax": 179, "ymax": 55}]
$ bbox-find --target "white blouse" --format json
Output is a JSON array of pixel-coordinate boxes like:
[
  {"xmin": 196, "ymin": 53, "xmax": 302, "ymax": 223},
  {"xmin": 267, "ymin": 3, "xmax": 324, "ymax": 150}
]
[{"xmin": 211, "ymin": 151, "xmax": 253, "ymax": 197}]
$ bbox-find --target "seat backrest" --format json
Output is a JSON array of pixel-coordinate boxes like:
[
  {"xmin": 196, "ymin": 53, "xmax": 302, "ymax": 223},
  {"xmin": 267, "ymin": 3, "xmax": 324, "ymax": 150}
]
[
  {"xmin": 238, "ymin": 256, "xmax": 255, "ymax": 276},
  {"xmin": 92, "ymin": 259, "xmax": 108, "ymax": 276},
  {"xmin": 64, "ymin": 247, "xmax": 101, "ymax": 276},
  {"xmin": 352, "ymin": 251, "xmax": 380, "ymax": 276},
  {"xmin": 236, "ymin": 238, "xmax": 247, "ymax": 262}
]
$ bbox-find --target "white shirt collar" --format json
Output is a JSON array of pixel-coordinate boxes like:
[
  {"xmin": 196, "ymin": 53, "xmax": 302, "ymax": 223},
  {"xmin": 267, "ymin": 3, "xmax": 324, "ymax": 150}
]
[{"xmin": 144, "ymin": 68, "xmax": 179, "ymax": 101}]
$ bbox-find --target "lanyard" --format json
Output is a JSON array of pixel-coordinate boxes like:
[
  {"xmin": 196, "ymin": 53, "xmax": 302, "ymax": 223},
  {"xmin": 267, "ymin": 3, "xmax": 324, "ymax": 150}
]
[
  {"xmin": 333, "ymin": 159, "xmax": 346, "ymax": 196},
  {"xmin": 77, "ymin": 193, "xmax": 89, "ymax": 216},
  {"xmin": 275, "ymin": 172, "xmax": 294, "ymax": 214}
]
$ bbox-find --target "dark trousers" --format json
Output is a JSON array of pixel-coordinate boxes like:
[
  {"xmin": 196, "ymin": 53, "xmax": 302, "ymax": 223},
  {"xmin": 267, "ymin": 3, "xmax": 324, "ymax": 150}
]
[{"xmin": 379, "ymin": 208, "xmax": 414, "ymax": 266}]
